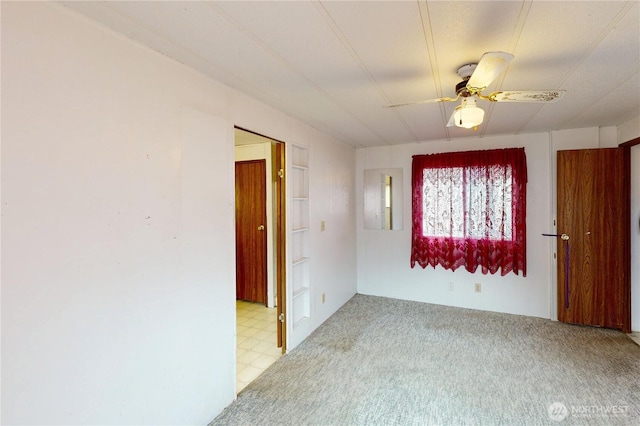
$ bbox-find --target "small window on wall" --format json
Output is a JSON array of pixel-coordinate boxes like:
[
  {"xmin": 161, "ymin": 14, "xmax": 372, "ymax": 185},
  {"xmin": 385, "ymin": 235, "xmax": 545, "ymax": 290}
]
[{"xmin": 410, "ymin": 148, "xmax": 527, "ymax": 276}]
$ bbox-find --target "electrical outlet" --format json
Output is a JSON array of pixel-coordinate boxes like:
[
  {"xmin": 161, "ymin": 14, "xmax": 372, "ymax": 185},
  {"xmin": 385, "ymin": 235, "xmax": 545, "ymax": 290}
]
[
  {"xmin": 448, "ymin": 282, "xmax": 454, "ymax": 291},
  {"xmin": 321, "ymin": 293, "xmax": 326, "ymax": 304},
  {"xmin": 475, "ymin": 283, "xmax": 482, "ymax": 293}
]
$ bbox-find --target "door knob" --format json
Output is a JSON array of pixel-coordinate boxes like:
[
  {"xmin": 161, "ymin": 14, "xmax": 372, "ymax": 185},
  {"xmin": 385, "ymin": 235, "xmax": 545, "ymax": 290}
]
[
  {"xmin": 257, "ymin": 225, "xmax": 265, "ymax": 231},
  {"xmin": 542, "ymin": 233, "xmax": 569, "ymax": 240}
]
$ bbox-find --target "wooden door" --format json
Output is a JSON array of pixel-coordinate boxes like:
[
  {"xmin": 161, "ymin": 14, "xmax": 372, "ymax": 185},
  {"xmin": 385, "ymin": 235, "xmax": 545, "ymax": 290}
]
[
  {"xmin": 557, "ymin": 148, "xmax": 630, "ymax": 332},
  {"xmin": 235, "ymin": 160, "xmax": 267, "ymax": 304}
]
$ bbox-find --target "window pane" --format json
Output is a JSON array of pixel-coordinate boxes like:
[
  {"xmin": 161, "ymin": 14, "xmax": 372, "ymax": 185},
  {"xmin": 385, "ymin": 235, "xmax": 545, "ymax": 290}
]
[{"xmin": 422, "ymin": 164, "xmax": 513, "ymax": 241}]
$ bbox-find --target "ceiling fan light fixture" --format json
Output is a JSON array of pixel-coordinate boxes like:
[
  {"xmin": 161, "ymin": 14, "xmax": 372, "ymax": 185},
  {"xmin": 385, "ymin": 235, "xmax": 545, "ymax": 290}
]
[{"xmin": 453, "ymin": 98, "xmax": 484, "ymax": 129}]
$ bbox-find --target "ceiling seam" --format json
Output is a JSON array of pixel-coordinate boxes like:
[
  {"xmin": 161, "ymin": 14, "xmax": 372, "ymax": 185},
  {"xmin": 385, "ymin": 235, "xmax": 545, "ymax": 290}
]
[
  {"xmin": 517, "ymin": 1, "xmax": 637, "ymax": 134},
  {"xmin": 481, "ymin": 0, "xmax": 533, "ymax": 137},
  {"xmin": 207, "ymin": 1, "xmax": 388, "ymax": 146},
  {"xmin": 563, "ymin": 68, "xmax": 640, "ymax": 130},
  {"xmin": 313, "ymin": 1, "xmax": 419, "ymax": 144},
  {"xmin": 66, "ymin": 2, "xmax": 332, "ymax": 140},
  {"xmin": 551, "ymin": 1, "xmax": 639, "ymax": 130},
  {"xmin": 63, "ymin": 1, "xmax": 640, "ymax": 147},
  {"xmin": 418, "ymin": 0, "xmax": 450, "ymax": 141},
  {"xmin": 553, "ymin": 1, "xmax": 637, "ymax": 90},
  {"xmin": 312, "ymin": 4, "xmax": 394, "ymax": 106}
]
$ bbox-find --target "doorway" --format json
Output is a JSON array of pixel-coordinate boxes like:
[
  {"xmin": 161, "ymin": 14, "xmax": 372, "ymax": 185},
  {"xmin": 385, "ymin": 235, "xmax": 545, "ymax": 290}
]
[{"xmin": 234, "ymin": 127, "xmax": 286, "ymax": 392}]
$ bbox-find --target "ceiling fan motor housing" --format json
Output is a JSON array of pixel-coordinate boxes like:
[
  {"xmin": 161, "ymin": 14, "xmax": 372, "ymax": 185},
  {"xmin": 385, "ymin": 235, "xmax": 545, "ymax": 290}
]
[
  {"xmin": 455, "ymin": 63, "xmax": 477, "ymax": 97},
  {"xmin": 456, "ymin": 79, "xmax": 472, "ymax": 97}
]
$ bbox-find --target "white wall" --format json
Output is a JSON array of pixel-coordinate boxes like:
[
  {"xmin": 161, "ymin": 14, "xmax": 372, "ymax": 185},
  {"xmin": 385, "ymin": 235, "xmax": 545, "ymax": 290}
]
[
  {"xmin": 618, "ymin": 116, "xmax": 640, "ymax": 144},
  {"xmin": 308, "ymin": 135, "xmax": 358, "ymax": 328},
  {"xmin": 356, "ymin": 133, "xmax": 552, "ymax": 318},
  {"xmin": 356, "ymin": 126, "xmax": 633, "ymax": 323},
  {"xmin": 1, "ymin": 2, "xmax": 356, "ymax": 425}
]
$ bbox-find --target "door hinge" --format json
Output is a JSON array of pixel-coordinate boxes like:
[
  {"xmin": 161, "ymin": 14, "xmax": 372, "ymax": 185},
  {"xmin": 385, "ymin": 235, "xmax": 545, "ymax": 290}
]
[
  {"xmin": 278, "ymin": 169, "xmax": 284, "ymax": 178},
  {"xmin": 278, "ymin": 313, "xmax": 285, "ymax": 323}
]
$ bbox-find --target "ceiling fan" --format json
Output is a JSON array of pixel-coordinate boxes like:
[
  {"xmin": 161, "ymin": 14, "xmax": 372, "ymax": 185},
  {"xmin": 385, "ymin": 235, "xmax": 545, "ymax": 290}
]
[{"xmin": 385, "ymin": 51, "xmax": 565, "ymax": 130}]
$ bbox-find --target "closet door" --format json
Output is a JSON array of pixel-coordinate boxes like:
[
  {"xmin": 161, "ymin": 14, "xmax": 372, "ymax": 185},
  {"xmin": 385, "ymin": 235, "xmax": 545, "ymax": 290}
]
[
  {"xmin": 235, "ymin": 160, "xmax": 268, "ymax": 304},
  {"xmin": 557, "ymin": 148, "xmax": 630, "ymax": 332}
]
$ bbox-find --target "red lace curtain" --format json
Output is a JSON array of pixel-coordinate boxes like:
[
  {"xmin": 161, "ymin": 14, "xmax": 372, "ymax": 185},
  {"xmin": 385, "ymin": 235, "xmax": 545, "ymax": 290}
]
[{"xmin": 411, "ymin": 148, "xmax": 527, "ymax": 276}]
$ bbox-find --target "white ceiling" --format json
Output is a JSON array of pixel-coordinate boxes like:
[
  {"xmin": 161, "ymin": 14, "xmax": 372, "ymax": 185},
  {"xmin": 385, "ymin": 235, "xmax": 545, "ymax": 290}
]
[{"xmin": 62, "ymin": 1, "xmax": 640, "ymax": 148}]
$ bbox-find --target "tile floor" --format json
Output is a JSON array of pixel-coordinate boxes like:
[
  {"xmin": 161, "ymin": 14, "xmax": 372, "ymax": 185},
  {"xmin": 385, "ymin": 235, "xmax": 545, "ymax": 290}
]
[{"xmin": 236, "ymin": 300, "xmax": 282, "ymax": 392}]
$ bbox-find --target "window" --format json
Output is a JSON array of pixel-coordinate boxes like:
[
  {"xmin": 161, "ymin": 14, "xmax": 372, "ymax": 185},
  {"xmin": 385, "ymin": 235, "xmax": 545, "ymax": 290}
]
[{"xmin": 411, "ymin": 148, "xmax": 527, "ymax": 276}]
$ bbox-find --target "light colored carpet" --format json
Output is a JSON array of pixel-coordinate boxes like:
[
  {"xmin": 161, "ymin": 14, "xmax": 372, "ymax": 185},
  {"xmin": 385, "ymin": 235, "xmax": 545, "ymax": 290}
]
[{"xmin": 212, "ymin": 294, "xmax": 640, "ymax": 425}]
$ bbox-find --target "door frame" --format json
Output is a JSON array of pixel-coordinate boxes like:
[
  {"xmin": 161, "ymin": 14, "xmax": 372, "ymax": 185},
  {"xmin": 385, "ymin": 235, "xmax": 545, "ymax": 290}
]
[
  {"xmin": 235, "ymin": 126, "xmax": 287, "ymax": 353},
  {"xmin": 273, "ymin": 141, "xmax": 286, "ymax": 351},
  {"xmin": 620, "ymin": 136, "xmax": 640, "ymax": 333}
]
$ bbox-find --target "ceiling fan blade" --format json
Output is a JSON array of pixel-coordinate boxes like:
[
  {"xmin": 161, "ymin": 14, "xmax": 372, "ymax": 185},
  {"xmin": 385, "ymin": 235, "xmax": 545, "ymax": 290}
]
[
  {"xmin": 384, "ymin": 95, "xmax": 459, "ymax": 109},
  {"xmin": 466, "ymin": 51, "xmax": 514, "ymax": 93},
  {"xmin": 488, "ymin": 90, "xmax": 566, "ymax": 102}
]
